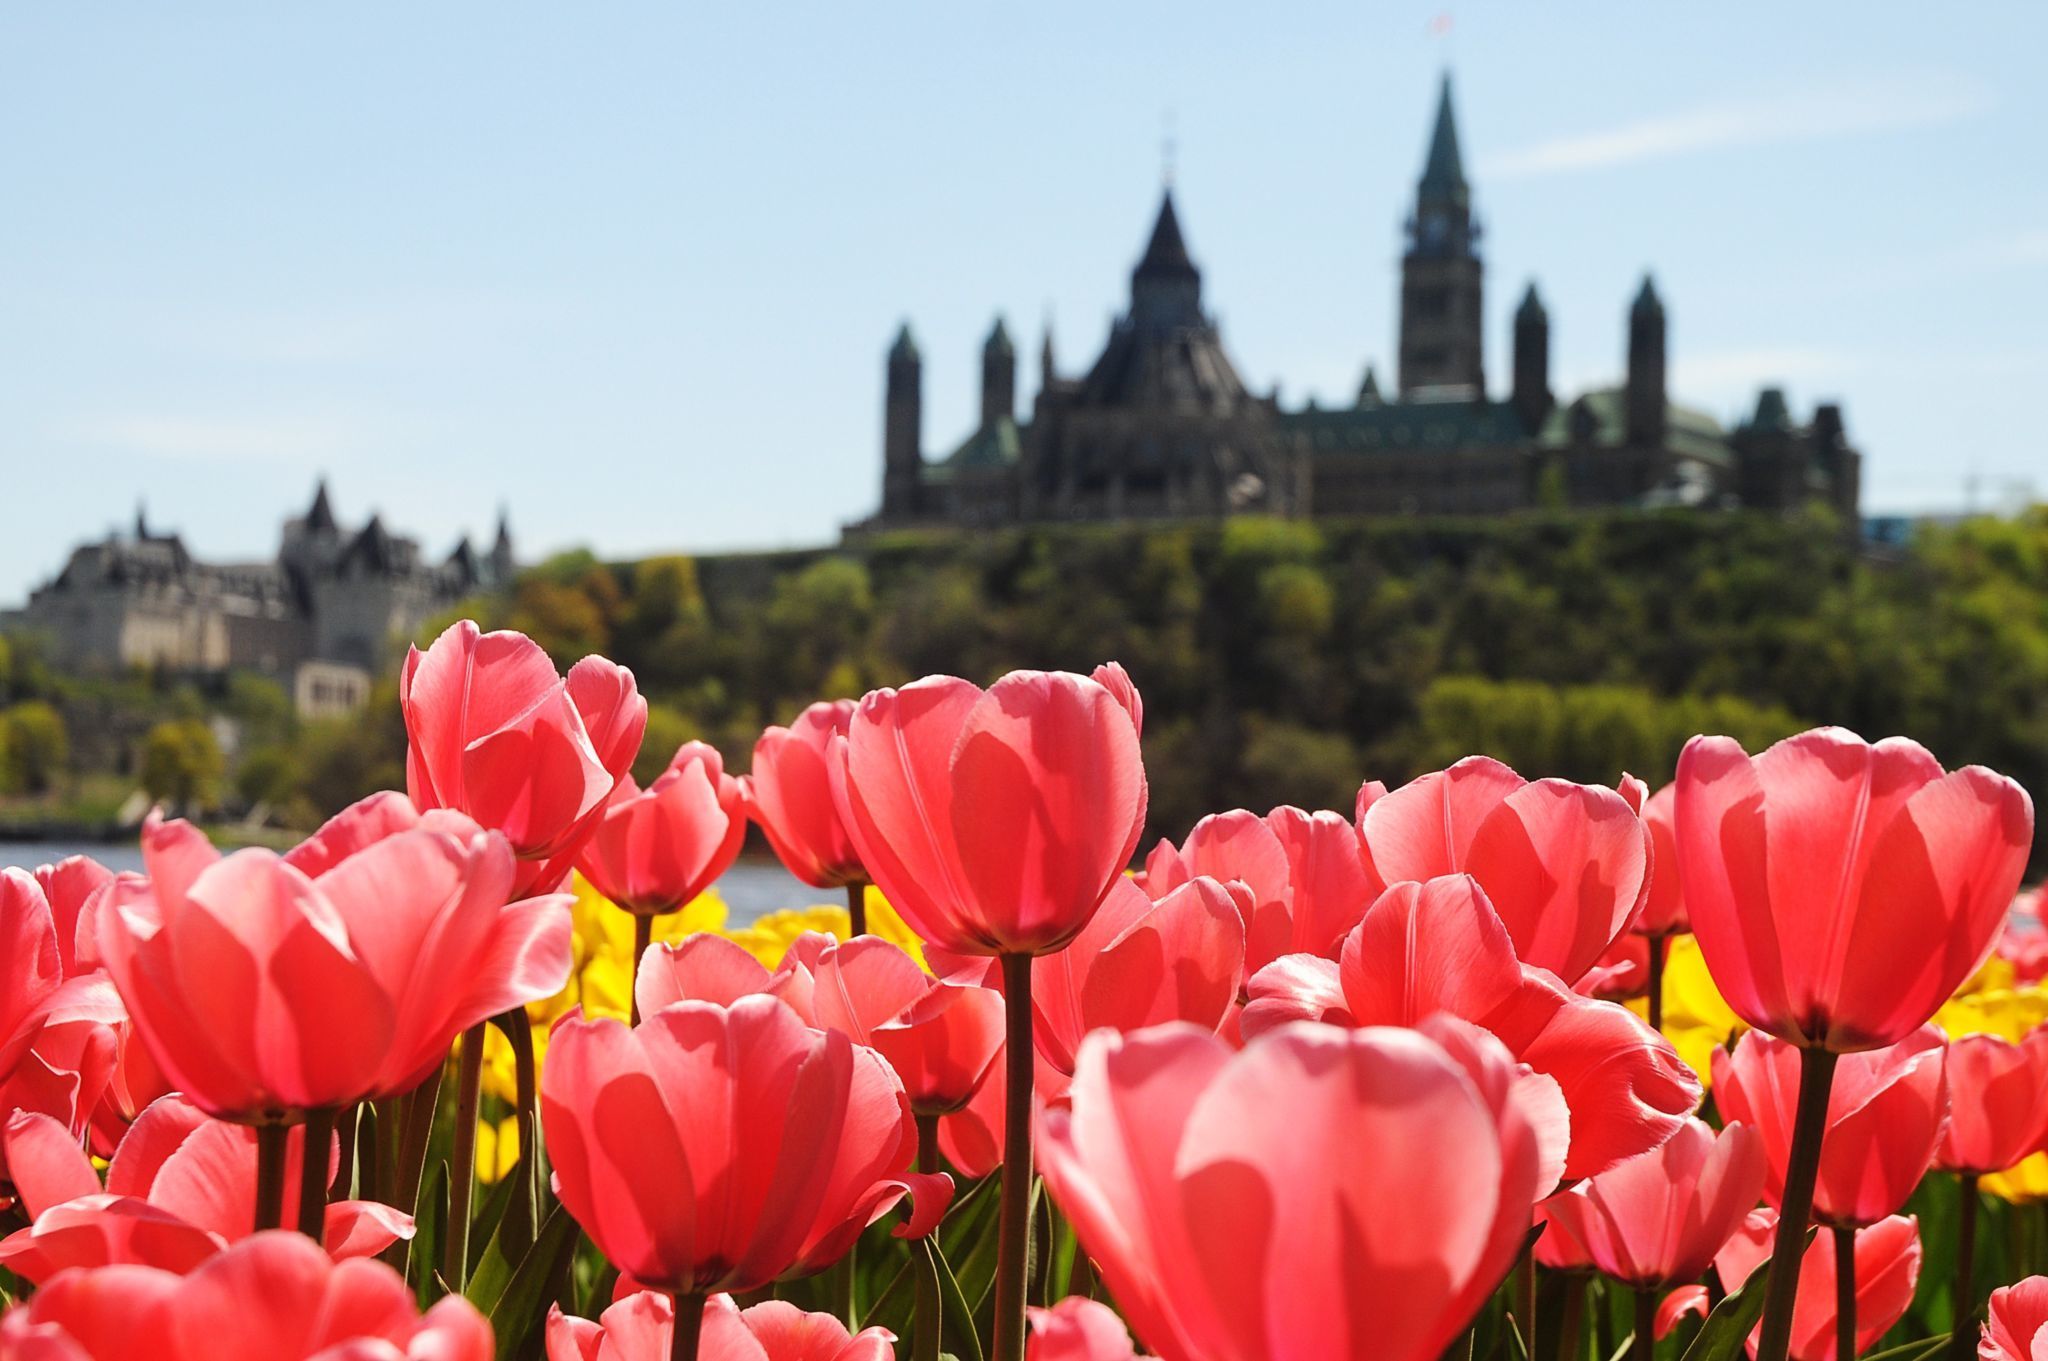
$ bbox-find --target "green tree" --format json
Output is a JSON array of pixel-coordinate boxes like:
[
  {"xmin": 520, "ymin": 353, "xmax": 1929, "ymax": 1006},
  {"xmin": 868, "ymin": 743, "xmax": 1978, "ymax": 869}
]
[
  {"xmin": 633, "ymin": 703, "xmax": 703, "ymax": 785},
  {"xmin": 140, "ymin": 719, "xmax": 224, "ymax": 811},
  {"xmin": 0, "ymin": 701, "xmax": 68, "ymax": 794}
]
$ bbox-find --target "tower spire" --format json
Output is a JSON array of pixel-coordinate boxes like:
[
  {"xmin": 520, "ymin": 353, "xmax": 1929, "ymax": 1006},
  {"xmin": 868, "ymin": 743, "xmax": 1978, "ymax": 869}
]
[
  {"xmin": 1398, "ymin": 70, "xmax": 1485, "ymax": 395},
  {"xmin": 1420, "ymin": 70, "xmax": 1468, "ymax": 206}
]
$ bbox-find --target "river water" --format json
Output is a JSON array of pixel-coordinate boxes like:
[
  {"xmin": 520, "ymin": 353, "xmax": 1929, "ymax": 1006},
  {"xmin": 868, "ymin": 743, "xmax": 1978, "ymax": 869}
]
[{"xmin": 0, "ymin": 841, "xmax": 821, "ymax": 927}]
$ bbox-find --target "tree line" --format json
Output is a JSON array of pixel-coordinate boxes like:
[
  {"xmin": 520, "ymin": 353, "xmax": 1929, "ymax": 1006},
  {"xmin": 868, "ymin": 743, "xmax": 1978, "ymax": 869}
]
[{"xmin": 5, "ymin": 506, "xmax": 2044, "ymax": 871}]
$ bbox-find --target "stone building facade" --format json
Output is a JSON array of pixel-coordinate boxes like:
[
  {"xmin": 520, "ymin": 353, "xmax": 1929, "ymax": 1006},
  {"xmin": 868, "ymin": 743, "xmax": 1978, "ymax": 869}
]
[
  {"xmin": 4, "ymin": 484, "xmax": 512, "ymax": 701},
  {"xmin": 855, "ymin": 74, "xmax": 1861, "ymax": 533}
]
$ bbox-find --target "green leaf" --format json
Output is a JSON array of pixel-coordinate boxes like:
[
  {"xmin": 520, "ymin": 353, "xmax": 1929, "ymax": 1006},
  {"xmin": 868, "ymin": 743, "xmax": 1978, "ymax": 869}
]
[
  {"xmin": 461, "ymin": 1170, "xmax": 523, "ymax": 1307},
  {"xmin": 1677, "ymin": 1272, "xmax": 1772, "ymax": 1361},
  {"xmin": 487, "ymin": 1204, "xmax": 580, "ymax": 1361},
  {"xmin": 1860, "ymin": 1338, "xmax": 1950, "ymax": 1361},
  {"xmin": 922, "ymin": 1235, "xmax": 984, "ymax": 1361},
  {"xmin": 411, "ymin": 1161, "xmax": 449, "ymax": 1308}
]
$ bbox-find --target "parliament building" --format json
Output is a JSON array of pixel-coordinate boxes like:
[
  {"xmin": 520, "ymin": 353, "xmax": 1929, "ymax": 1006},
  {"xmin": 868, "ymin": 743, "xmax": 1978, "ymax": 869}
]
[{"xmin": 855, "ymin": 75, "xmax": 1860, "ymax": 532}]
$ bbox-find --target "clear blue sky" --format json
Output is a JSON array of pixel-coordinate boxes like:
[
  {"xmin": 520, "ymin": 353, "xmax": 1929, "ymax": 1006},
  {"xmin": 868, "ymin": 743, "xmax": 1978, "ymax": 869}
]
[{"xmin": 4, "ymin": 5, "xmax": 2043, "ymax": 605}]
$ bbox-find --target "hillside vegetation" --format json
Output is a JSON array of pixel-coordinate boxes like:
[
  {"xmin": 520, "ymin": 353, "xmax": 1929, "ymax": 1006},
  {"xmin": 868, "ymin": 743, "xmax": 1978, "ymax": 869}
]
[{"xmin": 6, "ymin": 507, "xmax": 2043, "ymax": 867}]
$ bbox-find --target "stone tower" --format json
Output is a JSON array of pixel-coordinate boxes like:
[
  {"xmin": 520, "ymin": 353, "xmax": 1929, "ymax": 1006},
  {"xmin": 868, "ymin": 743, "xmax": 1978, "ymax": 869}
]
[
  {"xmin": 882, "ymin": 323, "xmax": 923, "ymax": 519},
  {"xmin": 1398, "ymin": 72, "xmax": 1485, "ymax": 395},
  {"xmin": 981, "ymin": 317, "xmax": 1016, "ymax": 429},
  {"xmin": 1511, "ymin": 282, "xmax": 1552, "ymax": 432},
  {"xmin": 1626, "ymin": 275, "xmax": 1667, "ymax": 447}
]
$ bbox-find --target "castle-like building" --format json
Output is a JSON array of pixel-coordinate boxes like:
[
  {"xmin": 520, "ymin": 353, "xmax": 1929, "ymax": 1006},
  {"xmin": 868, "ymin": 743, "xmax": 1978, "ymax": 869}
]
[
  {"xmin": 857, "ymin": 76, "xmax": 1860, "ymax": 531},
  {"xmin": 3, "ymin": 483, "xmax": 511, "ymax": 711}
]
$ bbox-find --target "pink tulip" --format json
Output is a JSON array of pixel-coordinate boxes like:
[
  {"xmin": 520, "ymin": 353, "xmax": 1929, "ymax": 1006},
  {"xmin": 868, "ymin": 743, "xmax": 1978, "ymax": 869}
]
[
  {"xmin": 541, "ymin": 995, "xmax": 949, "ymax": 1296},
  {"xmin": 777, "ymin": 936, "xmax": 1004, "ymax": 1117},
  {"xmin": 747, "ymin": 701, "xmax": 868, "ymax": 890},
  {"xmin": 1655, "ymin": 1285, "xmax": 1710, "ymax": 1339},
  {"xmin": 547, "ymin": 1290, "xmax": 895, "ymax": 1361},
  {"xmin": 0, "ymin": 870, "xmax": 65, "ymax": 1087},
  {"xmin": 1675, "ymin": 727, "xmax": 2032, "ymax": 1052},
  {"xmin": 634, "ymin": 933, "xmax": 816, "ymax": 1021},
  {"xmin": 402, "ymin": 620, "xmax": 647, "ymax": 897},
  {"xmin": 1141, "ymin": 807, "xmax": 1379, "ymax": 981},
  {"xmin": 1577, "ymin": 932, "xmax": 1651, "ymax": 1002},
  {"xmin": 1036, "ymin": 1016, "xmax": 1567, "ymax": 1361},
  {"xmin": 97, "ymin": 805, "xmax": 572, "ymax": 1118},
  {"xmin": 1535, "ymin": 1117, "xmax": 1767, "ymax": 1289},
  {"xmin": 0, "ymin": 1095, "xmax": 409, "ymax": 1281},
  {"xmin": 833, "ymin": 670, "xmax": 1146, "ymax": 956},
  {"xmin": 1243, "ymin": 874, "xmax": 1699, "ymax": 1180},
  {"xmin": 1939, "ymin": 1030, "xmax": 2048, "ymax": 1175},
  {"xmin": 0, "ymin": 1229, "xmax": 490, "ymax": 1360},
  {"xmin": 1357, "ymin": 756, "xmax": 1650, "ymax": 985},
  {"xmin": 578, "ymin": 743, "xmax": 746, "ymax": 917},
  {"xmin": 1983, "ymin": 1276, "xmax": 2048, "ymax": 1360},
  {"xmin": 1090, "ymin": 662, "xmax": 1144, "ymax": 737},
  {"xmin": 1027, "ymin": 1298, "xmax": 1157, "ymax": 1361},
  {"xmin": 1027, "ymin": 876, "xmax": 1245, "ymax": 1076},
  {"xmin": 1998, "ymin": 900, "xmax": 2048, "ymax": 986},
  {"xmin": 1713, "ymin": 1210, "xmax": 1921, "ymax": 1361},
  {"xmin": 1712, "ymin": 1027, "xmax": 1947, "ymax": 1228},
  {"xmin": 31, "ymin": 856, "xmax": 114, "ymax": 974},
  {"xmin": 1634, "ymin": 783, "xmax": 1687, "ymax": 937}
]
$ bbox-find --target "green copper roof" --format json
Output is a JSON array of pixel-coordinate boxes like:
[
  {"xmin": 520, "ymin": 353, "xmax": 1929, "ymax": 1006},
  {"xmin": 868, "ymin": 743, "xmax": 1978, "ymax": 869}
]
[
  {"xmin": 1516, "ymin": 282, "xmax": 1547, "ymax": 322},
  {"xmin": 890, "ymin": 322, "xmax": 920, "ymax": 362},
  {"xmin": 1632, "ymin": 276, "xmax": 1663, "ymax": 316},
  {"xmin": 985, "ymin": 316, "xmax": 1014, "ymax": 355},
  {"xmin": 926, "ymin": 416, "xmax": 1024, "ymax": 482},
  {"xmin": 1420, "ymin": 73, "xmax": 1467, "ymax": 200},
  {"xmin": 1536, "ymin": 388, "xmax": 1733, "ymax": 468},
  {"xmin": 1284, "ymin": 391, "xmax": 1525, "ymax": 452}
]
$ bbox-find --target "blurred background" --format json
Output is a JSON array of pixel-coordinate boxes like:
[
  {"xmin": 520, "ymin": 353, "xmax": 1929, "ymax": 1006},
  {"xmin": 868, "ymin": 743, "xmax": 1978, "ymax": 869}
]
[{"xmin": 2, "ymin": 4, "xmax": 2044, "ymax": 891}]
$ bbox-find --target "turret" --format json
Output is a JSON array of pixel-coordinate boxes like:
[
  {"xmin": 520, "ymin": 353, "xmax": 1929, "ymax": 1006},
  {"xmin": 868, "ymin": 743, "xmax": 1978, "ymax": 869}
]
[
  {"xmin": 490, "ymin": 506, "xmax": 515, "ymax": 583},
  {"xmin": 981, "ymin": 317, "xmax": 1016, "ymax": 429},
  {"xmin": 1512, "ymin": 282, "xmax": 1553, "ymax": 432},
  {"xmin": 1625, "ymin": 275, "xmax": 1666, "ymax": 448},
  {"xmin": 882, "ymin": 323, "xmax": 923, "ymax": 519}
]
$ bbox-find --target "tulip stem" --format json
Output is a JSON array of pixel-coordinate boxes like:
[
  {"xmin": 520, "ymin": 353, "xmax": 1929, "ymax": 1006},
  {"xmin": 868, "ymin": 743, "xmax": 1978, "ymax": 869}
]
[
  {"xmin": 1514, "ymin": 1249, "xmax": 1537, "ymax": 1354},
  {"xmin": 1754, "ymin": 1046, "xmax": 1839, "ymax": 1361},
  {"xmin": 497, "ymin": 1008, "xmax": 540, "ymax": 1247},
  {"xmin": 254, "ymin": 1123, "xmax": 291, "ymax": 1231},
  {"xmin": 672, "ymin": 1291, "xmax": 706, "ymax": 1361},
  {"xmin": 994, "ymin": 953, "xmax": 1035, "ymax": 1361},
  {"xmin": 1646, "ymin": 934, "xmax": 1668, "ymax": 1034},
  {"xmin": 396, "ymin": 1077, "xmax": 433, "ymax": 1212},
  {"xmin": 298, "ymin": 1108, "xmax": 334, "ymax": 1240},
  {"xmin": 631, "ymin": 914, "xmax": 655, "ymax": 1025},
  {"xmin": 915, "ymin": 1112, "xmax": 942, "ymax": 1361},
  {"xmin": 333, "ymin": 1103, "xmax": 358, "ymax": 1203},
  {"xmin": 1632, "ymin": 1287, "xmax": 1654, "ymax": 1361},
  {"xmin": 1833, "ymin": 1225, "xmax": 1856, "ymax": 1361},
  {"xmin": 446, "ymin": 1022, "xmax": 487, "ymax": 1291},
  {"xmin": 847, "ymin": 883, "xmax": 868, "ymax": 939},
  {"xmin": 1952, "ymin": 1174, "xmax": 1979, "ymax": 1361},
  {"xmin": 1558, "ymin": 1278, "xmax": 1584, "ymax": 1361}
]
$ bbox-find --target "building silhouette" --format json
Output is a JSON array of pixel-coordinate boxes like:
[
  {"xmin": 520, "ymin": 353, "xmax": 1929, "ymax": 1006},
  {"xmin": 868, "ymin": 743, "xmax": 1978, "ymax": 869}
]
[
  {"xmin": 858, "ymin": 74, "xmax": 1860, "ymax": 531},
  {"xmin": 3, "ymin": 483, "xmax": 512, "ymax": 711}
]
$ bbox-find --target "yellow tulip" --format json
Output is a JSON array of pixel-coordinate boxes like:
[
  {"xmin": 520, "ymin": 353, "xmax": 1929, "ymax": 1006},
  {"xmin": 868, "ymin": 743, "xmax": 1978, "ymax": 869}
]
[
  {"xmin": 474, "ymin": 1115, "xmax": 521, "ymax": 1185},
  {"xmin": 1985, "ymin": 1152, "xmax": 2048, "ymax": 1204}
]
